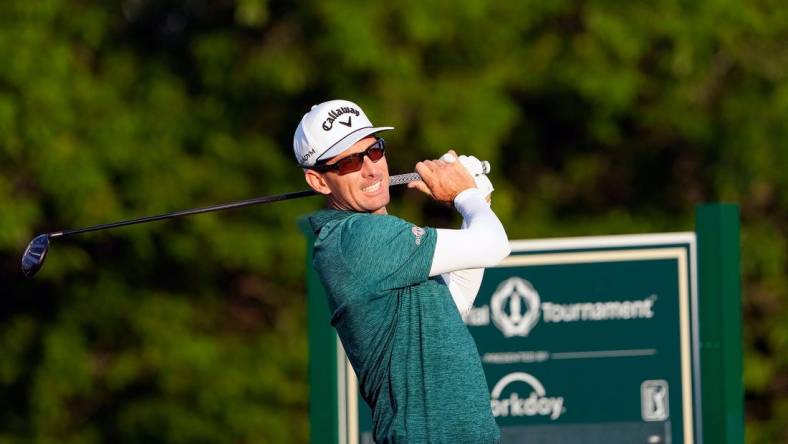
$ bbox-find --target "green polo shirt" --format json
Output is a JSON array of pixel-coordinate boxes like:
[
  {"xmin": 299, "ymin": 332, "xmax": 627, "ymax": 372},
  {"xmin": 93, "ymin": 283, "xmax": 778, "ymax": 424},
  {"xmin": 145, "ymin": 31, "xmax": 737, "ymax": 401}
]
[{"xmin": 309, "ymin": 208, "xmax": 500, "ymax": 444}]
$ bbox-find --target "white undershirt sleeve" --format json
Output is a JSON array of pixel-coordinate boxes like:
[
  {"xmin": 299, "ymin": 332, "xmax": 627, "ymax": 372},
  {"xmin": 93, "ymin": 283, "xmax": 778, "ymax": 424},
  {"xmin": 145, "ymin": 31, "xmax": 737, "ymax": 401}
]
[
  {"xmin": 428, "ymin": 188, "xmax": 511, "ymax": 314},
  {"xmin": 441, "ymin": 267, "xmax": 486, "ymax": 315},
  {"xmin": 439, "ymin": 217, "xmax": 485, "ymax": 314}
]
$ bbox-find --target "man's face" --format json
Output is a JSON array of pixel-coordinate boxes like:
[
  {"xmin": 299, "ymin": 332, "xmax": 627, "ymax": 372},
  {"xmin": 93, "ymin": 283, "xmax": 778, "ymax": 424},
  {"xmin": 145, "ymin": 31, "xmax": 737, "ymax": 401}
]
[{"xmin": 320, "ymin": 136, "xmax": 390, "ymax": 214}]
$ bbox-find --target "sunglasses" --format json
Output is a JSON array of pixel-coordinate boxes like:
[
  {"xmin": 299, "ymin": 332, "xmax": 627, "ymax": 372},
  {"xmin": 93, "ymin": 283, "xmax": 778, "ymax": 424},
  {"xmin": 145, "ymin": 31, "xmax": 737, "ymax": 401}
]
[{"xmin": 311, "ymin": 138, "xmax": 386, "ymax": 175}]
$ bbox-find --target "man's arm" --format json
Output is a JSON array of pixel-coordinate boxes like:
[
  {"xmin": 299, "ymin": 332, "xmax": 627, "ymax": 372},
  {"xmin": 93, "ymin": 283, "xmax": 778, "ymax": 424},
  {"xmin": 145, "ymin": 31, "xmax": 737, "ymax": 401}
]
[
  {"xmin": 408, "ymin": 152, "xmax": 510, "ymax": 313},
  {"xmin": 431, "ymin": 188, "xmax": 510, "ymax": 313},
  {"xmin": 439, "ymin": 217, "xmax": 483, "ymax": 315},
  {"xmin": 429, "ymin": 187, "xmax": 510, "ymax": 274}
]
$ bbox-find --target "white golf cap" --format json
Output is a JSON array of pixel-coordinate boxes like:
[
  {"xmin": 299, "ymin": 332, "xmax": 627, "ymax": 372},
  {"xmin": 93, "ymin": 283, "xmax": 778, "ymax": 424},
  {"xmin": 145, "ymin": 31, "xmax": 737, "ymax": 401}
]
[{"xmin": 293, "ymin": 99, "xmax": 394, "ymax": 167}]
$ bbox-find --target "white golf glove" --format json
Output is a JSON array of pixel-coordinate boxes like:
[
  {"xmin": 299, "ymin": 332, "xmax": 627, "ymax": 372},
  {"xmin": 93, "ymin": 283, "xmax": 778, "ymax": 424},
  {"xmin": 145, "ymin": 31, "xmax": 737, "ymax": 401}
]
[{"xmin": 458, "ymin": 155, "xmax": 494, "ymax": 198}]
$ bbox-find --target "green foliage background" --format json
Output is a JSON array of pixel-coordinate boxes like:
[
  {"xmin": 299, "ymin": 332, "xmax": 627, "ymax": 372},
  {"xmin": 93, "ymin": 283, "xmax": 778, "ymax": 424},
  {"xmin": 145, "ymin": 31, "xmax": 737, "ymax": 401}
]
[{"xmin": 1, "ymin": 0, "xmax": 785, "ymax": 442}]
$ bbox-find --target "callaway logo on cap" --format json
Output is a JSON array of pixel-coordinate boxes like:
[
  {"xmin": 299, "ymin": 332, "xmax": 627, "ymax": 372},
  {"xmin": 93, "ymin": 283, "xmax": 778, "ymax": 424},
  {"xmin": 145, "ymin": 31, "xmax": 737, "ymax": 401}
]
[{"xmin": 294, "ymin": 99, "xmax": 394, "ymax": 167}]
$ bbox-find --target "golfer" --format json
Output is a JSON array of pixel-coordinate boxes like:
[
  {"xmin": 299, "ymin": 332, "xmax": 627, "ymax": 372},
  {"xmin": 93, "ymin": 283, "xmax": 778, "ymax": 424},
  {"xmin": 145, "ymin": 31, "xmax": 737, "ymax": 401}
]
[{"xmin": 296, "ymin": 99, "xmax": 509, "ymax": 443}]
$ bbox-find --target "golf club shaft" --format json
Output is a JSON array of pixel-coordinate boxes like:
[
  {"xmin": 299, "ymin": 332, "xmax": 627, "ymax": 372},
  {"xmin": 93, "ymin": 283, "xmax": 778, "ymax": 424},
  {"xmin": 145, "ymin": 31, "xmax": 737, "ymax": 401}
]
[{"xmin": 49, "ymin": 172, "xmax": 423, "ymax": 239}]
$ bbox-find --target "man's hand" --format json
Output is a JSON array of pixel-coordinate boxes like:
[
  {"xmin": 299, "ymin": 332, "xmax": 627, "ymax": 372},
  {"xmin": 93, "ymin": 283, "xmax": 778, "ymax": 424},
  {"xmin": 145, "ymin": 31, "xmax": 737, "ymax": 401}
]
[{"xmin": 408, "ymin": 150, "xmax": 476, "ymax": 205}]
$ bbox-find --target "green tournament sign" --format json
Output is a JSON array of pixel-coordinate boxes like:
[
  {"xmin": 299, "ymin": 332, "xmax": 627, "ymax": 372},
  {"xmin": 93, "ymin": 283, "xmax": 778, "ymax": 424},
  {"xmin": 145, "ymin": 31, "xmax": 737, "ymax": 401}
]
[
  {"xmin": 303, "ymin": 204, "xmax": 743, "ymax": 444},
  {"xmin": 466, "ymin": 234, "xmax": 698, "ymax": 443}
]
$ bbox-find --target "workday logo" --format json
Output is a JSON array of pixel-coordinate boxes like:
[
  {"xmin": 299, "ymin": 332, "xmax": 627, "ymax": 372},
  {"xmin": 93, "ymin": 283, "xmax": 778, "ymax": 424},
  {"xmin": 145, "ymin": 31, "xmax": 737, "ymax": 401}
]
[
  {"xmin": 490, "ymin": 277, "xmax": 541, "ymax": 337},
  {"xmin": 490, "ymin": 372, "xmax": 565, "ymax": 420}
]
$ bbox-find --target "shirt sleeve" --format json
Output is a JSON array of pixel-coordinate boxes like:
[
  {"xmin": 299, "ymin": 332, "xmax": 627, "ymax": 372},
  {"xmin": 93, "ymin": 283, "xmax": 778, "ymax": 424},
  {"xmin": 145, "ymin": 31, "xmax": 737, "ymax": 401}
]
[
  {"xmin": 440, "ymin": 216, "xmax": 486, "ymax": 314},
  {"xmin": 339, "ymin": 214, "xmax": 437, "ymax": 292},
  {"xmin": 429, "ymin": 188, "xmax": 511, "ymax": 276}
]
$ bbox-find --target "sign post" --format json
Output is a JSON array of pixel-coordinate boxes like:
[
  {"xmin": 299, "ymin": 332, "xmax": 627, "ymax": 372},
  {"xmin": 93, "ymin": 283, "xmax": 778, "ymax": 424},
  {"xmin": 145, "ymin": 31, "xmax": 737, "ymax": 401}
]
[{"xmin": 696, "ymin": 204, "xmax": 744, "ymax": 444}]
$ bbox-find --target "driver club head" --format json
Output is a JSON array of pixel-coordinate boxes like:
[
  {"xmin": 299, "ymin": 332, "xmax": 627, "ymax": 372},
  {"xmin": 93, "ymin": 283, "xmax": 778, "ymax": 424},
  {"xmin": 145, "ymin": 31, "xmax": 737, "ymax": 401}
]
[{"xmin": 21, "ymin": 234, "xmax": 51, "ymax": 278}]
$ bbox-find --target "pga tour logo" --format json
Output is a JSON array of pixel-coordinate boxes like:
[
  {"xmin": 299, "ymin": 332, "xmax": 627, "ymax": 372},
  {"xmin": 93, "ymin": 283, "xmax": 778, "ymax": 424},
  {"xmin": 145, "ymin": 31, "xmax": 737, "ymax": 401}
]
[
  {"xmin": 641, "ymin": 380, "xmax": 670, "ymax": 421},
  {"xmin": 490, "ymin": 372, "xmax": 566, "ymax": 420}
]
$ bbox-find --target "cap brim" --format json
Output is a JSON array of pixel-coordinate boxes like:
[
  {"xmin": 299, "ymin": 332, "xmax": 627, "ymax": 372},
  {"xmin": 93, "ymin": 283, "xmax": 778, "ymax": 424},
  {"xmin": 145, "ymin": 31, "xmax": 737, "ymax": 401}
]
[{"xmin": 315, "ymin": 126, "xmax": 394, "ymax": 162}]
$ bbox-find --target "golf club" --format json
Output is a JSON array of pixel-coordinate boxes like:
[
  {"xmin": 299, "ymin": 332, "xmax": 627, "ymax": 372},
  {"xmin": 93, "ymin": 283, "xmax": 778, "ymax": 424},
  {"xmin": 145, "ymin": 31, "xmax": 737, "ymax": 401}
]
[{"xmin": 21, "ymin": 162, "xmax": 490, "ymax": 278}]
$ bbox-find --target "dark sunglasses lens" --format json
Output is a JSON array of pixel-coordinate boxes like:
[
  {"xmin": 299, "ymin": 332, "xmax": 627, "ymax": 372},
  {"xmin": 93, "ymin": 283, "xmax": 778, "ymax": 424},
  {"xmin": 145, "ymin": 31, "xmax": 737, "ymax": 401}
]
[
  {"xmin": 367, "ymin": 146, "xmax": 384, "ymax": 161},
  {"xmin": 330, "ymin": 139, "xmax": 385, "ymax": 174},
  {"xmin": 337, "ymin": 155, "xmax": 364, "ymax": 174}
]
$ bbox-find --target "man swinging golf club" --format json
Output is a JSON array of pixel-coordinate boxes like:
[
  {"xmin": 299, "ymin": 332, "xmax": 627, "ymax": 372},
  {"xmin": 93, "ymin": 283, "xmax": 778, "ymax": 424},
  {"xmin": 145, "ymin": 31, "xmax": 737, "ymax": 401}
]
[{"xmin": 298, "ymin": 99, "xmax": 509, "ymax": 443}]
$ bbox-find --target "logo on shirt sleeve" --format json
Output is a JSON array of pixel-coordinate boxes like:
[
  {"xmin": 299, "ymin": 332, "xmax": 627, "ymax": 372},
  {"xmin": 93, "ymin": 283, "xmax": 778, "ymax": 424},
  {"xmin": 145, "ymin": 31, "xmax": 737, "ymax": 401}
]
[{"xmin": 411, "ymin": 226, "xmax": 425, "ymax": 245}]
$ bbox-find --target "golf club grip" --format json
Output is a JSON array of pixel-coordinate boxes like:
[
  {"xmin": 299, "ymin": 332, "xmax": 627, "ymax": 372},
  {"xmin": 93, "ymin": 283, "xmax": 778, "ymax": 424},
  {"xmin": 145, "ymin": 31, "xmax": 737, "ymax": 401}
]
[
  {"xmin": 50, "ymin": 171, "xmax": 427, "ymax": 238},
  {"xmin": 389, "ymin": 172, "xmax": 421, "ymax": 186},
  {"xmin": 388, "ymin": 160, "xmax": 491, "ymax": 186}
]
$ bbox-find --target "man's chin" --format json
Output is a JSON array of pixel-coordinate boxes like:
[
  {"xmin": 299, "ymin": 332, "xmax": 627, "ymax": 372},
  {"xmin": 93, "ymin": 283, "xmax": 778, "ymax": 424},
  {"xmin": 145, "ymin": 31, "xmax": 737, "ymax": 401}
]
[{"xmin": 364, "ymin": 194, "xmax": 390, "ymax": 214}]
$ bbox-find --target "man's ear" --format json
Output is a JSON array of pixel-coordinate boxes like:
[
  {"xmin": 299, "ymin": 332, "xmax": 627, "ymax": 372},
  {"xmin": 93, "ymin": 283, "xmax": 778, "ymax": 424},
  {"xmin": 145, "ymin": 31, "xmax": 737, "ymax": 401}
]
[{"xmin": 304, "ymin": 169, "xmax": 332, "ymax": 195}]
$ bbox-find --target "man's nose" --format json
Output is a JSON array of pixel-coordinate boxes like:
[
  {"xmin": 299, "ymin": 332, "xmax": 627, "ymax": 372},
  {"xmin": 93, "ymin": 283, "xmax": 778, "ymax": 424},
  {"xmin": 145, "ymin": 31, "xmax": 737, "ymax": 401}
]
[{"xmin": 361, "ymin": 154, "xmax": 381, "ymax": 176}]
